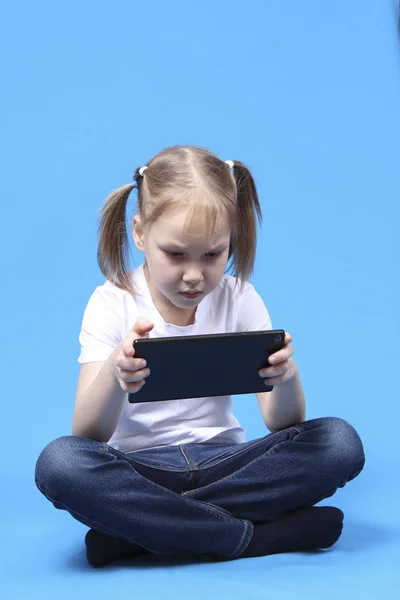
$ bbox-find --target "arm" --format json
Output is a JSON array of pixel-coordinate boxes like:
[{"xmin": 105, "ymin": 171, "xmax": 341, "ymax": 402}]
[
  {"xmin": 234, "ymin": 284, "xmax": 306, "ymax": 431},
  {"xmin": 73, "ymin": 316, "xmax": 154, "ymax": 443},
  {"xmin": 256, "ymin": 359, "xmax": 306, "ymax": 433},
  {"xmin": 72, "ymin": 345, "xmax": 126, "ymax": 443}
]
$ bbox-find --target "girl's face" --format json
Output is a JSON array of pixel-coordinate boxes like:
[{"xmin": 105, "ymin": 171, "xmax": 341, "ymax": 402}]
[{"xmin": 133, "ymin": 208, "xmax": 231, "ymax": 323}]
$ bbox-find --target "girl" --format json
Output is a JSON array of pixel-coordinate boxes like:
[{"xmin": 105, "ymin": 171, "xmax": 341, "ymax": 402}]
[{"xmin": 35, "ymin": 145, "xmax": 365, "ymax": 567}]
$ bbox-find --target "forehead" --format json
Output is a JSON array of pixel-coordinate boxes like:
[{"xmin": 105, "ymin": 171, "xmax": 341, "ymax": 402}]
[{"xmin": 154, "ymin": 208, "xmax": 231, "ymax": 246}]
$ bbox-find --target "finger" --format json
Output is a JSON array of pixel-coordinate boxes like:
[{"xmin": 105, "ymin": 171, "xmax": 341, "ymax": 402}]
[
  {"xmin": 123, "ymin": 320, "xmax": 154, "ymax": 357},
  {"xmin": 265, "ymin": 366, "xmax": 295, "ymax": 384},
  {"xmin": 259, "ymin": 359, "xmax": 292, "ymax": 378},
  {"xmin": 259, "ymin": 366, "xmax": 285, "ymax": 379},
  {"xmin": 268, "ymin": 344, "xmax": 294, "ymax": 365},
  {"xmin": 117, "ymin": 355, "xmax": 147, "ymax": 372},
  {"xmin": 119, "ymin": 366, "xmax": 150, "ymax": 383},
  {"xmin": 122, "ymin": 334, "xmax": 144, "ymax": 357},
  {"xmin": 120, "ymin": 379, "xmax": 146, "ymax": 393}
]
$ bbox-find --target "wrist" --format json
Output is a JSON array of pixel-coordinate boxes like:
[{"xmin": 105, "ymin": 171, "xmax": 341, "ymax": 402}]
[{"xmin": 283, "ymin": 358, "xmax": 298, "ymax": 384}]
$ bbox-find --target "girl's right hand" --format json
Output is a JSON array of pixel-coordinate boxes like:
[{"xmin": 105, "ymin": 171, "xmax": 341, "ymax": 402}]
[{"xmin": 114, "ymin": 317, "xmax": 155, "ymax": 394}]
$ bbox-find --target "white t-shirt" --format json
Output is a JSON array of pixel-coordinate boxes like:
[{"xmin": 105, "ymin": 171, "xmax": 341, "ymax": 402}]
[{"xmin": 78, "ymin": 262, "xmax": 273, "ymax": 453}]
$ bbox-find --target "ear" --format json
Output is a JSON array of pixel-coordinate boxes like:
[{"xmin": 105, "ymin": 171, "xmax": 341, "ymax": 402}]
[{"xmin": 132, "ymin": 215, "xmax": 146, "ymax": 252}]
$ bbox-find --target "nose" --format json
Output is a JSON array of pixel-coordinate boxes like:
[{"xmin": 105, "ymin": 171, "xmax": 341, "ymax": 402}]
[{"xmin": 182, "ymin": 267, "xmax": 204, "ymax": 285}]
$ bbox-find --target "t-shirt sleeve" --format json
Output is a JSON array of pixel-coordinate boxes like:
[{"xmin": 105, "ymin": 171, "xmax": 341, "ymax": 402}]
[
  {"xmin": 235, "ymin": 282, "xmax": 273, "ymax": 332},
  {"xmin": 77, "ymin": 285, "xmax": 124, "ymax": 364}
]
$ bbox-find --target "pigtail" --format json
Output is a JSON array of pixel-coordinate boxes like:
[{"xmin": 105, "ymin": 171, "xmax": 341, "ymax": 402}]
[
  {"xmin": 97, "ymin": 183, "xmax": 135, "ymax": 293},
  {"xmin": 229, "ymin": 160, "xmax": 263, "ymax": 289}
]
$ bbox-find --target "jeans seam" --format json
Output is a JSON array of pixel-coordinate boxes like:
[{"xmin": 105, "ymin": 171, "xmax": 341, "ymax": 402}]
[
  {"xmin": 180, "ymin": 444, "xmax": 197, "ymax": 488},
  {"xmin": 228, "ymin": 519, "xmax": 252, "ymax": 558}
]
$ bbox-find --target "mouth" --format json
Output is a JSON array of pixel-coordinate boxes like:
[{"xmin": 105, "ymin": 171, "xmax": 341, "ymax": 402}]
[{"xmin": 179, "ymin": 291, "xmax": 202, "ymax": 299}]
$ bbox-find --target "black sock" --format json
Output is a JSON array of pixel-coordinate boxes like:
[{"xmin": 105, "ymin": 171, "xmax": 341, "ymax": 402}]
[
  {"xmin": 240, "ymin": 506, "xmax": 344, "ymax": 559},
  {"xmin": 85, "ymin": 506, "xmax": 344, "ymax": 566},
  {"xmin": 85, "ymin": 529, "xmax": 149, "ymax": 567}
]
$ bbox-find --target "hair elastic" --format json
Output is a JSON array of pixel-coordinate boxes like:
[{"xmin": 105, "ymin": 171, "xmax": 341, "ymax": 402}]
[
  {"xmin": 225, "ymin": 160, "xmax": 234, "ymax": 169},
  {"xmin": 139, "ymin": 166, "xmax": 148, "ymax": 177}
]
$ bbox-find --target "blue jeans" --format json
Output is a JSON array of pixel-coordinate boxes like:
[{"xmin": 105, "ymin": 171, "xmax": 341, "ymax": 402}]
[{"xmin": 34, "ymin": 416, "xmax": 365, "ymax": 562}]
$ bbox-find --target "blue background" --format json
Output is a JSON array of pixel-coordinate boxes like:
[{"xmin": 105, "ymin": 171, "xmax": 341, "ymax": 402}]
[{"xmin": 1, "ymin": 0, "xmax": 399, "ymax": 598}]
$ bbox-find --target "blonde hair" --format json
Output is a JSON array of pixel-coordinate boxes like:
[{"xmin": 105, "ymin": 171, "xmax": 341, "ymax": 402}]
[{"xmin": 97, "ymin": 145, "xmax": 262, "ymax": 295}]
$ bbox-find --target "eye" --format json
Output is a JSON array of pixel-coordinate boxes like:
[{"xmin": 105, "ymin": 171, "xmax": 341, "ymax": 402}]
[
  {"xmin": 164, "ymin": 251, "xmax": 222, "ymax": 259},
  {"xmin": 165, "ymin": 251, "xmax": 184, "ymax": 258}
]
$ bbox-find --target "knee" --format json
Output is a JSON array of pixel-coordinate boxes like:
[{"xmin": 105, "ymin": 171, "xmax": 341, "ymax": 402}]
[
  {"xmin": 35, "ymin": 435, "xmax": 89, "ymax": 492},
  {"xmin": 322, "ymin": 417, "xmax": 365, "ymax": 478}
]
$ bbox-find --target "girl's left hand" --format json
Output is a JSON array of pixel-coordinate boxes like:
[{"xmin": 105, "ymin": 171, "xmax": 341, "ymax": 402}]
[{"xmin": 258, "ymin": 332, "xmax": 297, "ymax": 386}]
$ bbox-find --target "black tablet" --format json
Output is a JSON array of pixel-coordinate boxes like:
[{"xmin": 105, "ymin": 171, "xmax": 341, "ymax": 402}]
[{"xmin": 128, "ymin": 329, "xmax": 285, "ymax": 403}]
